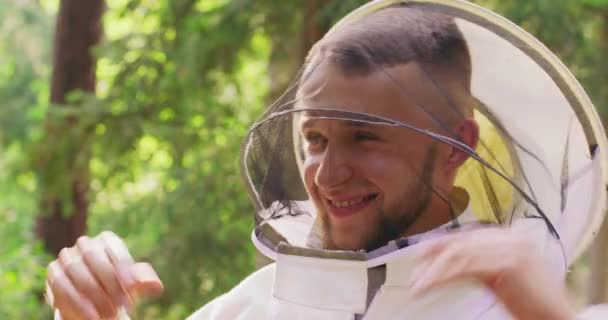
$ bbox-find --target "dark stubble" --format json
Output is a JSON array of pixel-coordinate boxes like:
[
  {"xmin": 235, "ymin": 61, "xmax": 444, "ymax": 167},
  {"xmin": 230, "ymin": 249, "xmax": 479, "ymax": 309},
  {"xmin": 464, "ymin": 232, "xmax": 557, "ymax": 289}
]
[{"xmin": 322, "ymin": 145, "xmax": 437, "ymax": 251}]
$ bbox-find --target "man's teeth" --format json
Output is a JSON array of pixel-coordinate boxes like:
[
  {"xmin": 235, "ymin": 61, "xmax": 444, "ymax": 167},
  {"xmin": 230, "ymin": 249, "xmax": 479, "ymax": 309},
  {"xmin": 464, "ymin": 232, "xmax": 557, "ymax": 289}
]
[{"xmin": 331, "ymin": 197, "xmax": 369, "ymax": 208}]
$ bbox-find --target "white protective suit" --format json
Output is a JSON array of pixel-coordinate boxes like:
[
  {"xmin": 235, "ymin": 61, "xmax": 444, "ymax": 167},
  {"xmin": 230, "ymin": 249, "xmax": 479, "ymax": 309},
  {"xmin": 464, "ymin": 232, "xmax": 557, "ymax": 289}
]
[
  {"xmin": 187, "ymin": 208, "xmax": 608, "ymax": 319},
  {"xmin": 190, "ymin": 0, "xmax": 608, "ymax": 319}
]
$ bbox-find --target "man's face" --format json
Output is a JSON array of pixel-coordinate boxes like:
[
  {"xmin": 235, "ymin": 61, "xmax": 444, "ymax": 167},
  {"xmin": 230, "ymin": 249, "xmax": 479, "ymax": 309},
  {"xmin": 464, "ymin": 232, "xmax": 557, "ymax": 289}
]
[{"xmin": 297, "ymin": 62, "xmax": 455, "ymax": 251}]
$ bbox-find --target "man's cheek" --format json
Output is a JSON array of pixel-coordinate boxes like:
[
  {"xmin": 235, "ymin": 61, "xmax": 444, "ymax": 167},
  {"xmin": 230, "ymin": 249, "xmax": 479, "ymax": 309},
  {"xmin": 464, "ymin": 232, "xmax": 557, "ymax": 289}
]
[
  {"xmin": 303, "ymin": 153, "xmax": 322, "ymax": 182},
  {"xmin": 303, "ymin": 162, "xmax": 327, "ymax": 218}
]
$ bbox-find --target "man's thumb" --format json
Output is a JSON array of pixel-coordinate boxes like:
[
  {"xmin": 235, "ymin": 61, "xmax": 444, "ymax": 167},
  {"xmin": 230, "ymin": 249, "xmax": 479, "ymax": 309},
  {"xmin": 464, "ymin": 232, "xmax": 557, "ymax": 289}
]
[{"xmin": 124, "ymin": 262, "xmax": 164, "ymax": 302}]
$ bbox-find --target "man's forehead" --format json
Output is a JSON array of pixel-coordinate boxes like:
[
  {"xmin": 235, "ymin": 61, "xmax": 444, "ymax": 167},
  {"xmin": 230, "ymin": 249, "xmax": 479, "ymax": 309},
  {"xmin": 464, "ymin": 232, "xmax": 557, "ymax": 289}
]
[
  {"xmin": 295, "ymin": 63, "xmax": 412, "ymax": 115},
  {"xmin": 298, "ymin": 60, "xmax": 419, "ymax": 97},
  {"xmin": 294, "ymin": 59, "xmax": 472, "ymax": 128}
]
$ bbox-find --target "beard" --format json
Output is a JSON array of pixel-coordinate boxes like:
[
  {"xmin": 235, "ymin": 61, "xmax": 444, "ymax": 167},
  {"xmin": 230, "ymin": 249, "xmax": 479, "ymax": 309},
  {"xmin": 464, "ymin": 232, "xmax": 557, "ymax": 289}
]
[{"xmin": 320, "ymin": 145, "xmax": 437, "ymax": 252}]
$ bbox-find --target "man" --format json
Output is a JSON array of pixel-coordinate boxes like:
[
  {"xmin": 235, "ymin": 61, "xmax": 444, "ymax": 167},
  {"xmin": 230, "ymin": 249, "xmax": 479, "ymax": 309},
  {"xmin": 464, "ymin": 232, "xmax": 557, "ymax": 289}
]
[{"xmin": 46, "ymin": 2, "xmax": 608, "ymax": 319}]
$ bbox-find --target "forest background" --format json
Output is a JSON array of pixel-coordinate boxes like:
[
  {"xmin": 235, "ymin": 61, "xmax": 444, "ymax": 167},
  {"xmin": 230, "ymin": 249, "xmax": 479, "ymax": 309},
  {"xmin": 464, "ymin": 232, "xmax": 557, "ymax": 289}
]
[{"xmin": 1, "ymin": 0, "xmax": 608, "ymax": 319}]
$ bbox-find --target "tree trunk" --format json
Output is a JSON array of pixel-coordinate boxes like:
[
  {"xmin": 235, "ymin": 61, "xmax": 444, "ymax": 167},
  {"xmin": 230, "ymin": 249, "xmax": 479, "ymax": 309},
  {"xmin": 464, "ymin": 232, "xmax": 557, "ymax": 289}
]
[
  {"xmin": 300, "ymin": 0, "xmax": 332, "ymax": 62},
  {"xmin": 36, "ymin": 0, "xmax": 105, "ymax": 256}
]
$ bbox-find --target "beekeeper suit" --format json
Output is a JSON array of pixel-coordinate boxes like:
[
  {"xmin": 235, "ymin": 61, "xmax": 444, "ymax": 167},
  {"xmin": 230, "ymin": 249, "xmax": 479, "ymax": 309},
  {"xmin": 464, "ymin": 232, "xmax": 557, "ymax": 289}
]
[{"xmin": 188, "ymin": 1, "xmax": 608, "ymax": 319}]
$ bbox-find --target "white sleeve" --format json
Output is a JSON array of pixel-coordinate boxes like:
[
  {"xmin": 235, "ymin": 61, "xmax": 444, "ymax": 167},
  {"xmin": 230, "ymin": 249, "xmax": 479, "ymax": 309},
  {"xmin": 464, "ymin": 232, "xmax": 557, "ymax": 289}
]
[
  {"xmin": 187, "ymin": 264, "xmax": 276, "ymax": 320},
  {"xmin": 186, "ymin": 294, "xmax": 228, "ymax": 320},
  {"xmin": 577, "ymin": 305, "xmax": 608, "ymax": 319}
]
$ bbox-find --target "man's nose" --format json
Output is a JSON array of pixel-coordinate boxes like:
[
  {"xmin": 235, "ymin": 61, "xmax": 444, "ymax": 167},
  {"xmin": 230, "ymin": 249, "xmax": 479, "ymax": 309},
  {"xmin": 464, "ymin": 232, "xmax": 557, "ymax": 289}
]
[{"xmin": 314, "ymin": 144, "xmax": 353, "ymax": 190}]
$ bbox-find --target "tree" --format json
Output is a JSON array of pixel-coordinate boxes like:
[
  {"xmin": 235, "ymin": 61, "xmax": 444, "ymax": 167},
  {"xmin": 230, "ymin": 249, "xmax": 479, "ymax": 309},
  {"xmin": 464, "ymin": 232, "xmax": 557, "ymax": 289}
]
[{"xmin": 36, "ymin": 0, "xmax": 105, "ymax": 256}]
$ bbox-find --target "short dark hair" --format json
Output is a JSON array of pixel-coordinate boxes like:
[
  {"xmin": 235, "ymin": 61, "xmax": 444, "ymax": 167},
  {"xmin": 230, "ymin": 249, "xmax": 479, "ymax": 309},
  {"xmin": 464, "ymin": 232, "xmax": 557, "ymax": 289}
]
[{"xmin": 308, "ymin": 4, "xmax": 472, "ymax": 93}]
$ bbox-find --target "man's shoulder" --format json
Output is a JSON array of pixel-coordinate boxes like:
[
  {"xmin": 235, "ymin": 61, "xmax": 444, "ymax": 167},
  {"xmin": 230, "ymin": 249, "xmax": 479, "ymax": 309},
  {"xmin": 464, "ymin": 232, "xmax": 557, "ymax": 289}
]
[{"xmin": 187, "ymin": 263, "xmax": 276, "ymax": 320}]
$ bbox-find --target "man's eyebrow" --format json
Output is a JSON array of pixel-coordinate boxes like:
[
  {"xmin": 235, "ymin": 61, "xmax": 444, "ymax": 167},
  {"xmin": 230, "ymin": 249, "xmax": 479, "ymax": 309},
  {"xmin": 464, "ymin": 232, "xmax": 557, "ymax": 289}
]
[
  {"xmin": 299, "ymin": 117, "xmax": 373, "ymax": 129},
  {"xmin": 300, "ymin": 118, "xmax": 317, "ymax": 129},
  {"xmin": 344, "ymin": 121, "xmax": 371, "ymax": 128}
]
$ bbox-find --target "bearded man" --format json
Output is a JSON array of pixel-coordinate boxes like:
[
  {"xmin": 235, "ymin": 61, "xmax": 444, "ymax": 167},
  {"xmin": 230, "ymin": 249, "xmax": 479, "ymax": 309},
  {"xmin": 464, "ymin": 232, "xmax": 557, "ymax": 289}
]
[{"xmin": 46, "ymin": 2, "xmax": 608, "ymax": 319}]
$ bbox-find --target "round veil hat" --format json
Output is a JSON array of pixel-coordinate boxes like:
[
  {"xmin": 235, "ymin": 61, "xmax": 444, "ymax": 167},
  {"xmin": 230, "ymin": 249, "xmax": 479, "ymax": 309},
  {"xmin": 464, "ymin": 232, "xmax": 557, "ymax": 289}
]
[{"xmin": 240, "ymin": 0, "xmax": 608, "ymax": 267}]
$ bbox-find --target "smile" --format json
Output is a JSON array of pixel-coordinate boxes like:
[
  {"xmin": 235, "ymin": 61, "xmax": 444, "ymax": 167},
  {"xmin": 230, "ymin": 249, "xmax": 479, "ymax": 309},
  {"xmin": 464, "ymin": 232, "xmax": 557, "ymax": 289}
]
[{"xmin": 326, "ymin": 194, "xmax": 378, "ymax": 218}]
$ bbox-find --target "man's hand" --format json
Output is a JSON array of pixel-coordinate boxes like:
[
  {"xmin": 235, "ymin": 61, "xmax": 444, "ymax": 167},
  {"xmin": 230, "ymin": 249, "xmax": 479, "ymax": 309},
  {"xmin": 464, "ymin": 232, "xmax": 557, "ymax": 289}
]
[
  {"xmin": 45, "ymin": 231, "xmax": 164, "ymax": 320},
  {"xmin": 410, "ymin": 227, "xmax": 576, "ymax": 320}
]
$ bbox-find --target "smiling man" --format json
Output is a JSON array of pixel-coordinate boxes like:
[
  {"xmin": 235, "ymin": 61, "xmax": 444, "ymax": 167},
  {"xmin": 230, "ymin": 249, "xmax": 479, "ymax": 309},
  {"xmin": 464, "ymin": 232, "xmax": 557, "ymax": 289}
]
[
  {"xmin": 296, "ymin": 62, "xmax": 477, "ymax": 252},
  {"xmin": 289, "ymin": 5, "xmax": 482, "ymax": 253},
  {"xmin": 45, "ymin": 2, "xmax": 608, "ymax": 320}
]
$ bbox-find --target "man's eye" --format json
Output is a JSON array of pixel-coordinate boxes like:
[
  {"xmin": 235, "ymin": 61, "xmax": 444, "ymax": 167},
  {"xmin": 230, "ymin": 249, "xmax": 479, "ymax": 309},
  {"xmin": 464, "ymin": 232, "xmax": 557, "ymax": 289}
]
[
  {"xmin": 354, "ymin": 131, "xmax": 379, "ymax": 141},
  {"xmin": 305, "ymin": 132, "xmax": 327, "ymax": 147}
]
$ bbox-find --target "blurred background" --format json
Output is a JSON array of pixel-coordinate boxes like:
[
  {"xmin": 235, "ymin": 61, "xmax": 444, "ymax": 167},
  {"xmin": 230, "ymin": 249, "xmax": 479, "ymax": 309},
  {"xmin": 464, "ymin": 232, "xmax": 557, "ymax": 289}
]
[{"xmin": 1, "ymin": 0, "xmax": 607, "ymax": 318}]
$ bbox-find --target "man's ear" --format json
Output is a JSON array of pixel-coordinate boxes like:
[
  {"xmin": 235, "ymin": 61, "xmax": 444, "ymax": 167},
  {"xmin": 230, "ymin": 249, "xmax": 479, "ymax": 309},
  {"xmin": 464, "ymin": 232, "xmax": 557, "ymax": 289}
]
[{"xmin": 446, "ymin": 118, "xmax": 479, "ymax": 169}]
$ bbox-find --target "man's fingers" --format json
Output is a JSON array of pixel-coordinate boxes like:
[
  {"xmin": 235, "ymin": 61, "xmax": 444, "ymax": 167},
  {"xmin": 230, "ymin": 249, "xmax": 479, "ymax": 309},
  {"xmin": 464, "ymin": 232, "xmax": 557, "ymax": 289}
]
[
  {"xmin": 47, "ymin": 261, "xmax": 100, "ymax": 320},
  {"xmin": 97, "ymin": 232, "xmax": 164, "ymax": 301},
  {"xmin": 45, "ymin": 280, "xmax": 55, "ymax": 307},
  {"xmin": 59, "ymin": 247, "xmax": 117, "ymax": 319},
  {"xmin": 411, "ymin": 232, "xmax": 515, "ymax": 296},
  {"xmin": 411, "ymin": 248, "xmax": 463, "ymax": 296},
  {"xmin": 98, "ymin": 231, "xmax": 138, "ymax": 290},
  {"xmin": 46, "ymin": 232, "xmax": 163, "ymax": 319},
  {"xmin": 414, "ymin": 229, "xmax": 474, "ymax": 260},
  {"xmin": 127, "ymin": 263, "xmax": 164, "ymax": 301},
  {"xmin": 99, "ymin": 231, "xmax": 135, "ymax": 266},
  {"xmin": 77, "ymin": 236, "xmax": 131, "ymax": 309},
  {"xmin": 64, "ymin": 262, "xmax": 117, "ymax": 319}
]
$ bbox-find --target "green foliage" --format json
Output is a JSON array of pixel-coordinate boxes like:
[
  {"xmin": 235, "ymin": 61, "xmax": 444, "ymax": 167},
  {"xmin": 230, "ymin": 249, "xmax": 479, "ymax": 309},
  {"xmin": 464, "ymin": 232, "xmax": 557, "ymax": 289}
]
[
  {"xmin": 474, "ymin": 0, "xmax": 608, "ymax": 121},
  {"xmin": 0, "ymin": 0, "xmax": 53, "ymax": 318},
  {"xmin": 88, "ymin": 1, "xmax": 272, "ymax": 317},
  {"xmin": 584, "ymin": 0, "xmax": 608, "ymax": 9},
  {"xmin": 0, "ymin": 0, "xmax": 607, "ymax": 319}
]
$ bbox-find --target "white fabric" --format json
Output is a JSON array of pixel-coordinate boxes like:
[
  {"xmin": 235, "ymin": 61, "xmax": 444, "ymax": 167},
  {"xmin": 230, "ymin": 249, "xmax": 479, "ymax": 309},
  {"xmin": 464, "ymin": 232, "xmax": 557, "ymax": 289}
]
[
  {"xmin": 578, "ymin": 305, "xmax": 608, "ymax": 319},
  {"xmin": 274, "ymin": 253, "xmax": 368, "ymax": 313},
  {"xmin": 188, "ymin": 217, "xmax": 607, "ymax": 320},
  {"xmin": 187, "ymin": 258, "xmax": 608, "ymax": 320},
  {"xmin": 188, "ymin": 259, "xmax": 608, "ymax": 320}
]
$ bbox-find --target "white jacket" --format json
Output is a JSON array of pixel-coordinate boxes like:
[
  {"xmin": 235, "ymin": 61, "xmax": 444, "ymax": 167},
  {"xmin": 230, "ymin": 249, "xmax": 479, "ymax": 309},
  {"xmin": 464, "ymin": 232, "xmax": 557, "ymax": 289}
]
[
  {"xmin": 188, "ymin": 261, "xmax": 513, "ymax": 320},
  {"xmin": 188, "ymin": 220, "xmax": 608, "ymax": 320},
  {"xmin": 188, "ymin": 259, "xmax": 608, "ymax": 320}
]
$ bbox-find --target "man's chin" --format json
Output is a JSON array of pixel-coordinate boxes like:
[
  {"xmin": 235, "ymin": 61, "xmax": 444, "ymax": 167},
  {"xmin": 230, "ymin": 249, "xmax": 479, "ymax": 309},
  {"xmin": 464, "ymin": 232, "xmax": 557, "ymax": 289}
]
[{"xmin": 319, "ymin": 216, "xmax": 380, "ymax": 251}]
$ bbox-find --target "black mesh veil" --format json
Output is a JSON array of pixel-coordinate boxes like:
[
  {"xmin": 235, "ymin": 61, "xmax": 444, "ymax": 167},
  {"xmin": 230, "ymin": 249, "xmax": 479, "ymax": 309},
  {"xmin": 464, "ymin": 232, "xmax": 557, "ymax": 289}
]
[{"xmin": 241, "ymin": 0, "xmax": 608, "ymax": 265}]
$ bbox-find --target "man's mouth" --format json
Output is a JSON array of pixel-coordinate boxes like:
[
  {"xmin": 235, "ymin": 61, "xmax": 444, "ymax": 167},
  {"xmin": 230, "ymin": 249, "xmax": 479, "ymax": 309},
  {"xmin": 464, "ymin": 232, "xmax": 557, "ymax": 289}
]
[
  {"xmin": 325, "ymin": 194, "xmax": 379, "ymax": 218},
  {"xmin": 329, "ymin": 194, "xmax": 379, "ymax": 208}
]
